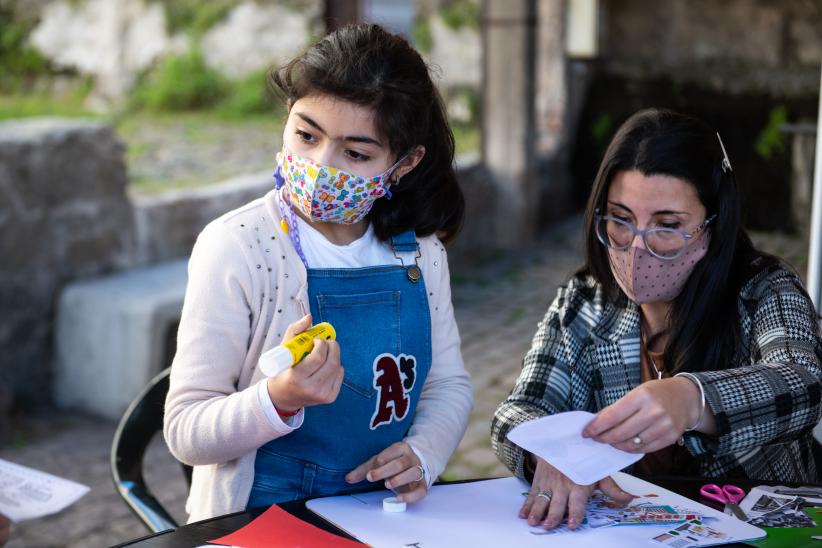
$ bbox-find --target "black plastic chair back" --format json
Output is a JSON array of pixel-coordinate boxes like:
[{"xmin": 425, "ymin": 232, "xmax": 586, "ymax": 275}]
[{"xmin": 110, "ymin": 367, "xmax": 192, "ymax": 533}]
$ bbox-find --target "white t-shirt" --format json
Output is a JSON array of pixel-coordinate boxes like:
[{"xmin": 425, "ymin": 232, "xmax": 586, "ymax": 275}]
[{"xmin": 295, "ymin": 215, "xmax": 410, "ymax": 269}]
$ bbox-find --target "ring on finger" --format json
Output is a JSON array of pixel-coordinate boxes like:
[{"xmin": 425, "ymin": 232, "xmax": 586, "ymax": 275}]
[
  {"xmin": 536, "ymin": 490, "xmax": 553, "ymax": 502},
  {"xmin": 632, "ymin": 435, "xmax": 643, "ymax": 446},
  {"xmin": 414, "ymin": 465, "xmax": 425, "ymax": 483}
]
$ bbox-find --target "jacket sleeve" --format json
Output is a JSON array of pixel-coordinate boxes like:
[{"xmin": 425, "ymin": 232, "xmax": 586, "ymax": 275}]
[
  {"xmin": 683, "ymin": 270, "xmax": 822, "ymax": 457},
  {"xmin": 491, "ymin": 277, "xmax": 596, "ymax": 480},
  {"xmin": 164, "ymin": 222, "xmax": 291, "ymax": 466}
]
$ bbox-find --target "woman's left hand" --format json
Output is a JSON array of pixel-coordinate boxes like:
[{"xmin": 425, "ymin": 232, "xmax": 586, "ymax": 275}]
[
  {"xmin": 582, "ymin": 377, "xmax": 703, "ymax": 453},
  {"xmin": 345, "ymin": 442, "xmax": 428, "ymax": 503}
]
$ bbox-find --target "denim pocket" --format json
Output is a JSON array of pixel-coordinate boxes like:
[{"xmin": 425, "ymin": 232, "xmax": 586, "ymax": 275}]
[{"xmin": 314, "ymin": 290, "xmax": 401, "ymax": 398}]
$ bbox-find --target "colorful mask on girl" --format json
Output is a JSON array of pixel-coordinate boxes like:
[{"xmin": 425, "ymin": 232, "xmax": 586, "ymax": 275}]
[
  {"xmin": 277, "ymin": 148, "xmax": 404, "ymax": 224},
  {"xmin": 609, "ymin": 234, "xmax": 710, "ymax": 304}
]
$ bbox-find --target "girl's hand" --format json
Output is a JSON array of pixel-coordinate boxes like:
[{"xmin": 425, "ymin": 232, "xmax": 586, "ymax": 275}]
[
  {"xmin": 521, "ymin": 456, "xmax": 634, "ymax": 529},
  {"xmin": 345, "ymin": 442, "xmax": 428, "ymax": 503},
  {"xmin": 582, "ymin": 377, "xmax": 706, "ymax": 453},
  {"xmin": 266, "ymin": 314, "xmax": 344, "ymax": 413}
]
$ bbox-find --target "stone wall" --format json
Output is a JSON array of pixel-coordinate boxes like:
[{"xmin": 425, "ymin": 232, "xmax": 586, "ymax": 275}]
[
  {"xmin": 600, "ymin": 0, "xmax": 822, "ymax": 97},
  {"xmin": 0, "ymin": 119, "xmax": 135, "ymax": 417}
]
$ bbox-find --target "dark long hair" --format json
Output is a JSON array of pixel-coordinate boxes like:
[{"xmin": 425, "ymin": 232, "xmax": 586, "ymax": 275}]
[
  {"xmin": 269, "ymin": 23, "xmax": 464, "ymax": 243},
  {"xmin": 581, "ymin": 108, "xmax": 779, "ymax": 373}
]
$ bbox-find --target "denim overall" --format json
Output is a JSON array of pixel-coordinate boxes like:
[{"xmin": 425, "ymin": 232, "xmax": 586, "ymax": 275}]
[{"xmin": 247, "ymin": 230, "xmax": 432, "ymax": 507}]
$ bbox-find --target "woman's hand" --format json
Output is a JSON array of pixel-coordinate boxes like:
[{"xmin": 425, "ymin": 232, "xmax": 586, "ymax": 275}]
[
  {"xmin": 582, "ymin": 376, "xmax": 712, "ymax": 452},
  {"xmin": 345, "ymin": 442, "xmax": 428, "ymax": 503},
  {"xmin": 266, "ymin": 314, "xmax": 344, "ymax": 413},
  {"xmin": 0, "ymin": 512, "xmax": 10, "ymax": 547},
  {"xmin": 522, "ymin": 456, "xmax": 634, "ymax": 529}
]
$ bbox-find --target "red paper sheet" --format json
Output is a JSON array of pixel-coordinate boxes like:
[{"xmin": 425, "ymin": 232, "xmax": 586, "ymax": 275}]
[{"xmin": 209, "ymin": 505, "xmax": 367, "ymax": 548}]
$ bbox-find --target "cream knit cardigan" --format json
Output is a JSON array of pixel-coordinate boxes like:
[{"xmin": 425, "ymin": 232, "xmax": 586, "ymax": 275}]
[{"xmin": 164, "ymin": 189, "xmax": 473, "ymax": 522}]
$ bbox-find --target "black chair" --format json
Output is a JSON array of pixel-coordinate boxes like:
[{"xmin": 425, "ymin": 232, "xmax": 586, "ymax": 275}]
[{"xmin": 111, "ymin": 367, "xmax": 192, "ymax": 533}]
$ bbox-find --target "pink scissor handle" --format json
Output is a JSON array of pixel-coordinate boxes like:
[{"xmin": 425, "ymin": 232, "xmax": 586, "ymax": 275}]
[
  {"xmin": 700, "ymin": 483, "xmax": 726, "ymax": 503},
  {"xmin": 721, "ymin": 484, "xmax": 745, "ymax": 504},
  {"xmin": 700, "ymin": 483, "xmax": 745, "ymax": 504}
]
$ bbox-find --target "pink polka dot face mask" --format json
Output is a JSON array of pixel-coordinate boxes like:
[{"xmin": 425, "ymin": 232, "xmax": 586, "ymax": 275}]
[{"xmin": 608, "ymin": 233, "xmax": 710, "ymax": 304}]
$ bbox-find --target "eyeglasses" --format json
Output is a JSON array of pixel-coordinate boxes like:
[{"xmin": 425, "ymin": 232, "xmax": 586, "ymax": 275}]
[{"xmin": 594, "ymin": 211, "xmax": 716, "ymax": 260}]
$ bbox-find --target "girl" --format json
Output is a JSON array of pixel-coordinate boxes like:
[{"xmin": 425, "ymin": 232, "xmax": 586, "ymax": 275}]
[
  {"xmin": 164, "ymin": 23, "xmax": 473, "ymax": 522},
  {"xmin": 492, "ymin": 108, "xmax": 822, "ymax": 530}
]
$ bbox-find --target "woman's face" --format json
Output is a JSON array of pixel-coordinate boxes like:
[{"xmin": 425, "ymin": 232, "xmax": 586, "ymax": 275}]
[
  {"xmin": 282, "ymin": 94, "xmax": 396, "ymax": 179},
  {"xmin": 605, "ymin": 169, "xmax": 708, "ymax": 250}
]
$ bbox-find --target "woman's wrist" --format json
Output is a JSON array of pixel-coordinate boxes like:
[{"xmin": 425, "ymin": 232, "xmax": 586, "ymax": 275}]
[{"xmin": 675, "ymin": 373, "xmax": 706, "ymax": 431}]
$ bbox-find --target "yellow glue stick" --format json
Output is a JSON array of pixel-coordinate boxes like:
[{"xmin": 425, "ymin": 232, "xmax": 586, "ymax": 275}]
[{"xmin": 258, "ymin": 322, "xmax": 336, "ymax": 377}]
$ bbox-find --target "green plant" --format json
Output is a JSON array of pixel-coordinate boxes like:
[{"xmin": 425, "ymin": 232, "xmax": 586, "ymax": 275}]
[
  {"xmin": 217, "ymin": 70, "xmax": 281, "ymax": 118},
  {"xmin": 151, "ymin": 0, "xmax": 240, "ymax": 36},
  {"xmin": 413, "ymin": 19, "xmax": 433, "ymax": 53},
  {"xmin": 591, "ymin": 113, "xmax": 613, "ymax": 150},
  {"xmin": 440, "ymin": 0, "xmax": 481, "ymax": 31},
  {"xmin": 0, "ymin": 9, "xmax": 51, "ymax": 92},
  {"xmin": 755, "ymin": 105, "xmax": 787, "ymax": 161},
  {"xmin": 131, "ymin": 49, "xmax": 228, "ymax": 111}
]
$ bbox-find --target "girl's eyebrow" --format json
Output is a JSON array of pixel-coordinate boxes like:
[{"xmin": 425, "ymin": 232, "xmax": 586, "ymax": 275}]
[
  {"xmin": 295, "ymin": 112, "xmax": 384, "ymax": 147},
  {"xmin": 607, "ymin": 201, "xmax": 689, "ymax": 216}
]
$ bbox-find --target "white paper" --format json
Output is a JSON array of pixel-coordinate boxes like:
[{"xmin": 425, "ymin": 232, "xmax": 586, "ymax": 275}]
[
  {"xmin": 0, "ymin": 458, "xmax": 89, "ymax": 522},
  {"xmin": 506, "ymin": 410, "xmax": 644, "ymax": 485},
  {"xmin": 306, "ymin": 474, "xmax": 766, "ymax": 548}
]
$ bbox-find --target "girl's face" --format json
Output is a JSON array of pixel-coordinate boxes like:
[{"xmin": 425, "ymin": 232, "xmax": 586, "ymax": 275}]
[
  {"xmin": 283, "ymin": 94, "xmax": 397, "ymax": 179},
  {"xmin": 605, "ymin": 169, "xmax": 708, "ymax": 250}
]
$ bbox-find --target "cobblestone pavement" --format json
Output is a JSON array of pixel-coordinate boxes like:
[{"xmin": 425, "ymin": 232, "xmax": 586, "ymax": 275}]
[{"xmin": 0, "ymin": 216, "xmax": 584, "ymax": 547}]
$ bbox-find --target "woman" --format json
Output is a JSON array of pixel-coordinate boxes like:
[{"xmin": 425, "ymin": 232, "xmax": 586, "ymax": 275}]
[
  {"xmin": 164, "ymin": 24, "xmax": 472, "ymax": 522},
  {"xmin": 492, "ymin": 108, "xmax": 822, "ymax": 530}
]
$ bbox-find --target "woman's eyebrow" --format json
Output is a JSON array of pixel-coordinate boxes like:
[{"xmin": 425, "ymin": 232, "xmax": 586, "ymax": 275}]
[
  {"xmin": 607, "ymin": 201, "xmax": 633, "ymax": 214},
  {"xmin": 607, "ymin": 201, "xmax": 689, "ymax": 216},
  {"xmin": 294, "ymin": 112, "xmax": 383, "ymax": 147}
]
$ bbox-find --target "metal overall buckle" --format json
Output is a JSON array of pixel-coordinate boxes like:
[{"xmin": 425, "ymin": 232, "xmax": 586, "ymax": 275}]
[{"xmin": 393, "ymin": 244, "xmax": 422, "ymax": 283}]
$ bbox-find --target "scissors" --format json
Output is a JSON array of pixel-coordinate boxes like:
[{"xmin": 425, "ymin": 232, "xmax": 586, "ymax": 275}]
[{"xmin": 700, "ymin": 484, "xmax": 748, "ymax": 521}]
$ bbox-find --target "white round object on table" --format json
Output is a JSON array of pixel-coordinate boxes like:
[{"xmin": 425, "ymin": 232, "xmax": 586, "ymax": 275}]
[{"xmin": 382, "ymin": 496, "xmax": 407, "ymax": 513}]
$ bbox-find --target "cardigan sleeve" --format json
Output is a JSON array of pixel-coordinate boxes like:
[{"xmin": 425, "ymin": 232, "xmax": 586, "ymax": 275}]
[
  {"xmin": 491, "ymin": 276, "xmax": 597, "ymax": 480},
  {"xmin": 403, "ymin": 238, "xmax": 473, "ymax": 484},
  {"xmin": 683, "ymin": 269, "xmax": 822, "ymax": 457},
  {"xmin": 164, "ymin": 221, "xmax": 293, "ymax": 466}
]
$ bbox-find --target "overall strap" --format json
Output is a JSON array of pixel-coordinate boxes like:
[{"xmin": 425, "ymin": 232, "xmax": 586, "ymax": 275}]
[
  {"xmin": 389, "ymin": 229, "xmax": 419, "ymax": 254},
  {"xmin": 390, "ymin": 230, "xmax": 422, "ymax": 282}
]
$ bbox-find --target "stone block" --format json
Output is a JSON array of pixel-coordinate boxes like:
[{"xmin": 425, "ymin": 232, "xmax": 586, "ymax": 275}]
[
  {"xmin": 132, "ymin": 170, "xmax": 273, "ymax": 263},
  {"xmin": 55, "ymin": 259, "xmax": 187, "ymax": 420},
  {"xmin": 0, "ymin": 118, "xmax": 134, "ymax": 414}
]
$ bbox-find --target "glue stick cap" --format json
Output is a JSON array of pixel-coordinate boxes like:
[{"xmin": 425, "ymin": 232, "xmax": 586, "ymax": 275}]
[
  {"xmin": 382, "ymin": 497, "xmax": 407, "ymax": 512},
  {"xmin": 258, "ymin": 346, "xmax": 293, "ymax": 377}
]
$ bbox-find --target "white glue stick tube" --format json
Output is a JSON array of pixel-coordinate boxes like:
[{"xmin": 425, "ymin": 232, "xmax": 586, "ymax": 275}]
[{"xmin": 258, "ymin": 322, "xmax": 336, "ymax": 377}]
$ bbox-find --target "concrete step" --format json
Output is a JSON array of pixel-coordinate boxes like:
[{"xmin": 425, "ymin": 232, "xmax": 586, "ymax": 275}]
[{"xmin": 54, "ymin": 259, "xmax": 188, "ymax": 420}]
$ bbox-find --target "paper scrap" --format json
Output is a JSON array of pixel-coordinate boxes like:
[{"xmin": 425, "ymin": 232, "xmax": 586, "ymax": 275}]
[
  {"xmin": 506, "ymin": 411, "xmax": 643, "ymax": 485},
  {"xmin": 0, "ymin": 458, "xmax": 89, "ymax": 522},
  {"xmin": 209, "ymin": 505, "xmax": 365, "ymax": 547}
]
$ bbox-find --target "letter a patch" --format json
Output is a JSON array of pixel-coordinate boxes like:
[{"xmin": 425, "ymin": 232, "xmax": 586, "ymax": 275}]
[{"xmin": 370, "ymin": 353, "xmax": 417, "ymax": 430}]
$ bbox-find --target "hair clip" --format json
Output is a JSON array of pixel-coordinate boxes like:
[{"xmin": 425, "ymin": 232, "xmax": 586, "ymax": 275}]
[{"xmin": 716, "ymin": 132, "xmax": 732, "ymax": 173}]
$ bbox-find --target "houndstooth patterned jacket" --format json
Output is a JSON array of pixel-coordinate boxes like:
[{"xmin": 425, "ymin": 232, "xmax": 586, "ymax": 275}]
[{"xmin": 492, "ymin": 264, "xmax": 822, "ymax": 483}]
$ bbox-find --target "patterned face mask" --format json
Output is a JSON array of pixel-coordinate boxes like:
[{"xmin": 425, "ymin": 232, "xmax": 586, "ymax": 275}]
[
  {"xmin": 277, "ymin": 147, "xmax": 405, "ymax": 224},
  {"xmin": 608, "ymin": 233, "xmax": 710, "ymax": 304}
]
